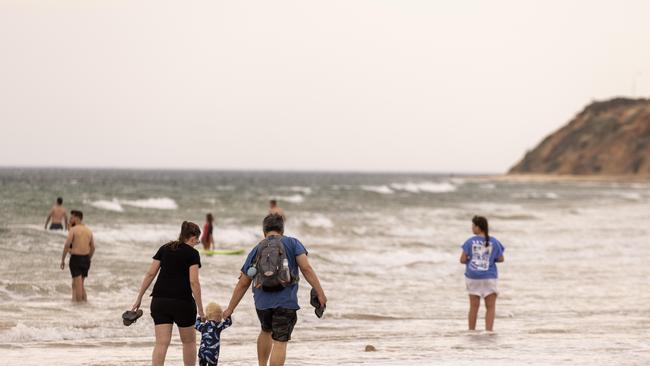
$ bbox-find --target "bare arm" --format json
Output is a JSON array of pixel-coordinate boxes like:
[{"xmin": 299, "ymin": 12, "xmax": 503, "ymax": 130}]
[
  {"xmin": 460, "ymin": 251, "xmax": 468, "ymax": 264},
  {"xmin": 223, "ymin": 272, "xmax": 252, "ymax": 318},
  {"xmin": 296, "ymin": 254, "xmax": 327, "ymax": 307},
  {"xmin": 189, "ymin": 264, "xmax": 205, "ymax": 319},
  {"xmin": 496, "ymin": 255, "xmax": 504, "ymax": 263},
  {"xmin": 45, "ymin": 209, "xmax": 52, "ymax": 229},
  {"xmin": 89, "ymin": 234, "xmax": 96, "ymax": 259},
  {"xmin": 60, "ymin": 230, "xmax": 73, "ymax": 269},
  {"xmin": 63, "ymin": 212, "xmax": 69, "ymax": 231},
  {"xmin": 132, "ymin": 260, "xmax": 160, "ymax": 311}
]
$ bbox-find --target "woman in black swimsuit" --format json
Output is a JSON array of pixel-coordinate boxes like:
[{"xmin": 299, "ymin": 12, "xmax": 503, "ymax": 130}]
[{"xmin": 132, "ymin": 221, "xmax": 205, "ymax": 366}]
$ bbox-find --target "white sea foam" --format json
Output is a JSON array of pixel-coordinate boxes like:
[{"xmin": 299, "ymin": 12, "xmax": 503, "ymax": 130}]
[
  {"xmin": 216, "ymin": 226, "xmax": 260, "ymax": 245},
  {"xmin": 361, "ymin": 185, "xmax": 395, "ymax": 194},
  {"xmin": 288, "ymin": 186, "xmax": 313, "ymax": 195},
  {"xmin": 512, "ymin": 192, "xmax": 559, "ymax": 200},
  {"xmin": 121, "ymin": 197, "xmax": 178, "ymax": 210},
  {"xmin": 93, "ymin": 224, "xmax": 177, "ymax": 243},
  {"xmin": 274, "ymin": 194, "xmax": 304, "ymax": 204},
  {"xmin": 88, "ymin": 199, "xmax": 124, "ymax": 212},
  {"xmin": 0, "ymin": 322, "xmax": 140, "ymax": 342},
  {"xmin": 301, "ymin": 214, "xmax": 334, "ymax": 229},
  {"xmin": 390, "ymin": 182, "xmax": 457, "ymax": 193},
  {"xmin": 617, "ymin": 192, "xmax": 643, "ymax": 201}
]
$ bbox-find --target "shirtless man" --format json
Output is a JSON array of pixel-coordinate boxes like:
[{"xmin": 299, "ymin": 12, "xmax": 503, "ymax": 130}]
[
  {"xmin": 60, "ymin": 210, "xmax": 95, "ymax": 302},
  {"xmin": 269, "ymin": 200, "xmax": 286, "ymax": 221},
  {"xmin": 45, "ymin": 197, "xmax": 68, "ymax": 231}
]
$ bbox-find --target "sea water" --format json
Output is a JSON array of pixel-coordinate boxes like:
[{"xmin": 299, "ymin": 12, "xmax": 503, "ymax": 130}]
[{"xmin": 0, "ymin": 168, "xmax": 649, "ymax": 365}]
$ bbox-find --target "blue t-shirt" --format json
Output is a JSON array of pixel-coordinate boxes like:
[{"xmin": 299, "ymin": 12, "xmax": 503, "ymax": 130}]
[
  {"xmin": 461, "ymin": 235, "xmax": 505, "ymax": 279},
  {"xmin": 240, "ymin": 236, "xmax": 307, "ymax": 310}
]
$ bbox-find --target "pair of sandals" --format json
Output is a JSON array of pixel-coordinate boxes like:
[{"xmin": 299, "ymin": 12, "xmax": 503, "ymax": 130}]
[
  {"xmin": 122, "ymin": 309, "xmax": 143, "ymax": 326},
  {"xmin": 310, "ymin": 288, "xmax": 326, "ymax": 318}
]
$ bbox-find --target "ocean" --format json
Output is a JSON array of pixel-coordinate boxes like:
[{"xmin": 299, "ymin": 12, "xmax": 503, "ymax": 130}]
[{"xmin": 0, "ymin": 168, "xmax": 649, "ymax": 365}]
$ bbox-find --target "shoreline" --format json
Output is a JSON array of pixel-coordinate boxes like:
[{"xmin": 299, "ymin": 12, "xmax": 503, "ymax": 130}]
[{"xmin": 485, "ymin": 173, "xmax": 650, "ymax": 183}]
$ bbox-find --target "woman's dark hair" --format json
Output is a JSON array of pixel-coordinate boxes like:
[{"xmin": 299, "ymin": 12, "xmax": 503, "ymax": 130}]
[
  {"xmin": 165, "ymin": 221, "xmax": 201, "ymax": 250},
  {"xmin": 472, "ymin": 215, "xmax": 489, "ymax": 247},
  {"xmin": 206, "ymin": 213, "xmax": 214, "ymax": 222},
  {"xmin": 263, "ymin": 214, "xmax": 284, "ymax": 234}
]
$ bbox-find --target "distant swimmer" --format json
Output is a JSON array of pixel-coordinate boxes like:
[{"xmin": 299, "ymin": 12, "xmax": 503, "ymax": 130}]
[
  {"xmin": 45, "ymin": 197, "xmax": 68, "ymax": 231},
  {"xmin": 459, "ymin": 216, "xmax": 505, "ymax": 331},
  {"xmin": 201, "ymin": 213, "xmax": 215, "ymax": 251},
  {"xmin": 60, "ymin": 210, "xmax": 95, "ymax": 302},
  {"xmin": 269, "ymin": 200, "xmax": 286, "ymax": 221}
]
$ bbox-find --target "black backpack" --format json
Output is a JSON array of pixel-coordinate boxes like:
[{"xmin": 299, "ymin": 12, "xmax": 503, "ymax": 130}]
[{"xmin": 251, "ymin": 236, "xmax": 297, "ymax": 292}]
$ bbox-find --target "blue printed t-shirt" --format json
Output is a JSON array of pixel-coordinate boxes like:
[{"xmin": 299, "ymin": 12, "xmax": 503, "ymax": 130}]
[
  {"xmin": 461, "ymin": 235, "xmax": 505, "ymax": 279},
  {"xmin": 240, "ymin": 235, "xmax": 307, "ymax": 310}
]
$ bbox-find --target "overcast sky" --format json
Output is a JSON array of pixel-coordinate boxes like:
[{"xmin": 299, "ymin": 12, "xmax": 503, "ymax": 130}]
[{"xmin": 1, "ymin": 0, "xmax": 649, "ymax": 173}]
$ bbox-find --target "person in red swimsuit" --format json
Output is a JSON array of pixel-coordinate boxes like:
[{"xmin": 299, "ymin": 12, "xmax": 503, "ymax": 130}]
[{"xmin": 201, "ymin": 213, "xmax": 215, "ymax": 251}]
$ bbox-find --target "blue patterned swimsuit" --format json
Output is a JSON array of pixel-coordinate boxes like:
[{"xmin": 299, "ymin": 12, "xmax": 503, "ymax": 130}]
[{"xmin": 195, "ymin": 316, "xmax": 232, "ymax": 365}]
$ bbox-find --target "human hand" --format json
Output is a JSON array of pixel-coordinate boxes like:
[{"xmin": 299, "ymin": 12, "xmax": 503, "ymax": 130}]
[
  {"xmin": 223, "ymin": 308, "xmax": 233, "ymax": 319},
  {"xmin": 318, "ymin": 293, "xmax": 327, "ymax": 308},
  {"xmin": 132, "ymin": 297, "xmax": 142, "ymax": 311},
  {"xmin": 60, "ymin": 260, "xmax": 65, "ymax": 270}
]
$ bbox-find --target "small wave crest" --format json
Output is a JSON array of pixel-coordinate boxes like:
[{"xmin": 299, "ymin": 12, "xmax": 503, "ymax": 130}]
[
  {"xmin": 297, "ymin": 214, "xmax": 334, "ymax": 229},
  {"xmin": 273, "ymin": 195, "xmax": 304, "ymax": 204},
  {"xmin": 286, "ymin": 186, "xmax": 312, "ymax": 195},
  {"xmin": 88, "ymin": 199, "xmax": 124, "ymax": 212},
  {"xmin": 390, "ymin": 182, "xmax": 457, "ymax": 194},
  {"xmin": 87, "ymin": 197, "xmax": 178, "ymax": 211},
  {"xmin": 121, "ymin": 198, "xmax": 178, "ymax": 210},
  {"xmin": 361, "ymin": 185, "xmax": 394, "ymax": 194}
]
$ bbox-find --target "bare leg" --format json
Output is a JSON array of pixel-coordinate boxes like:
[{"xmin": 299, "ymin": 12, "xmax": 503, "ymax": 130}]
[
  {"xmin": 71, "ymin": 278, "xmax": 76, "ymax": 301},
  {"xmin": 468, "ymin": 295, "xmax": 480, "ymax": 330},
  {"xmin": 257, "ymin": 330, "xmax": 273, "ymax": 366},
  {"xmin": 72, "ymin": 276, "xmax": 85, "ymax": 302},
  {"xmin": 81, "ymin": 277, "xmax": 87, "ymax": 302},
  {"xmin": 269, "ymin": 340, "xmax": 287, "ymax": 366},
  {"xmin": 484, "ymin": 293, "xmax": 497, "ymax": 331},
  {"xmin": 178, "ymin": 325, "xmax": 197, "ymax": 366},
  {"xmin": 153, "ymin": 324, "xmax": 173, "ymax": 366}
]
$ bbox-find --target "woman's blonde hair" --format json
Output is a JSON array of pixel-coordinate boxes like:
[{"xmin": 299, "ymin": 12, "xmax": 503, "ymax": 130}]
[{"xmin": 205, "ymin": 302, "xmax": 223, "ymax": 320}]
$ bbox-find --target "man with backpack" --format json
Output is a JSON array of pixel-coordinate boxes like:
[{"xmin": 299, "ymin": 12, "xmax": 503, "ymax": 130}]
[{"xmin": 223, "ymin": 214, "xmax": 327, "ymax": 366}]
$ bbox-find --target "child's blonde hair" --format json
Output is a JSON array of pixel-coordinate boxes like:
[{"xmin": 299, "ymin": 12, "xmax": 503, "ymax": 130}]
[{"xmin": 205, "ymin": 302, "xmax": 223, "ymax": 321}]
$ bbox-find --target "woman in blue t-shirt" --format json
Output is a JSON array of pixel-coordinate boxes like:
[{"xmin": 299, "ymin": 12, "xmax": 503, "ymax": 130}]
[{"xmin": 459, "ymin": 216, "xmax": 505, "ymax": 331}]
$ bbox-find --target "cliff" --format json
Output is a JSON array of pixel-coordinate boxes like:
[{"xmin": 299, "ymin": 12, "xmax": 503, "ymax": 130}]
[{"xmin": 509, "ymin": 98, "xmax": 650, "ymax": 175}]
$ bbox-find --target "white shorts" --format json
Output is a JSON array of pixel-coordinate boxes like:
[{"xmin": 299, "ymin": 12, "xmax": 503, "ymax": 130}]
[{"xmin": 465, "ymin": 278, "xmax": 498, "ymax": 298}]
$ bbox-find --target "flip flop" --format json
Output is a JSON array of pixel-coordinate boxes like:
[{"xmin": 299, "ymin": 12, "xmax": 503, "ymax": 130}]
[
  {"xmin": 122, "ymin": 309, "xmax": 143, "ymax": 326},
  {"xmin": 310, "ymin": 288, "xmax": 326, "ymax": 318}
]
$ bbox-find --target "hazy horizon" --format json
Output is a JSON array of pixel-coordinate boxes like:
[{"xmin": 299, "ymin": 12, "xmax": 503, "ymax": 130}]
[{"xmin": 2, "ymin": 1, "xmax": 649, "ymax": 173}]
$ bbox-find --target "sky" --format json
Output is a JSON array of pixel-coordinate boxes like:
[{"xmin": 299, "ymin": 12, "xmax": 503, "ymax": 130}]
[{"xmin": 1, "ymin": 0, "xmax": 649, "ymax": 173}]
